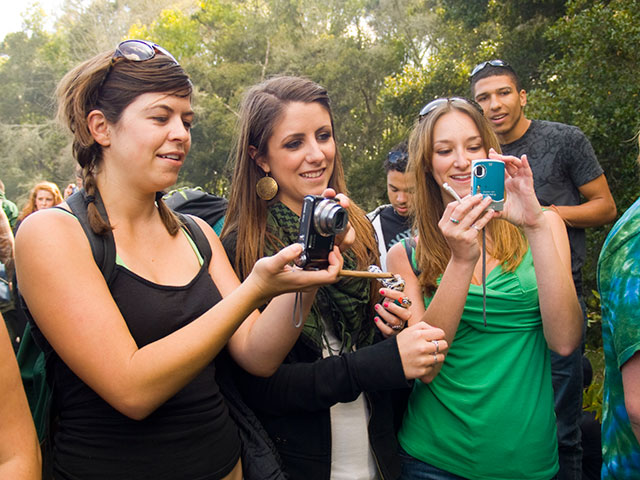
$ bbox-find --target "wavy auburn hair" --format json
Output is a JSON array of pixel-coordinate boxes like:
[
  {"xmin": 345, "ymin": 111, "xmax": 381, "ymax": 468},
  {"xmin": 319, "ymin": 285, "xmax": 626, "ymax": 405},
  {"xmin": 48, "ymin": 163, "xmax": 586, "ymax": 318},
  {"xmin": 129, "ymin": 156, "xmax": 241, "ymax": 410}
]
[{"xmin": 18, "ymin": 181, "xmax": 63, "ymax": 221}]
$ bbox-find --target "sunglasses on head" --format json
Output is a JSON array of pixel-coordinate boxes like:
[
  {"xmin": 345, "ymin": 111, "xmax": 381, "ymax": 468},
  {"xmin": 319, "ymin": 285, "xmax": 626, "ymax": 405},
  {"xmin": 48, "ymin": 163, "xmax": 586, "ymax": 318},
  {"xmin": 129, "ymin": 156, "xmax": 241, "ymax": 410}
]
[
  {"xmin": 418, "ymin": 97, "xmax": 483, "ymax": 120},
  {"xmin": 387, "ymin": 150, "xmax": 408, "ymax": 165},
  {"xmin": 470, "ymin": 59, "xmax": 515, "ymax": 79},
  {"xmin": 99, "ymin": 40, "xmax": 179, "ymax": 90},
  {"xmin": 113, "ymin": 39, "xmax": 178, "ymax": 64}
]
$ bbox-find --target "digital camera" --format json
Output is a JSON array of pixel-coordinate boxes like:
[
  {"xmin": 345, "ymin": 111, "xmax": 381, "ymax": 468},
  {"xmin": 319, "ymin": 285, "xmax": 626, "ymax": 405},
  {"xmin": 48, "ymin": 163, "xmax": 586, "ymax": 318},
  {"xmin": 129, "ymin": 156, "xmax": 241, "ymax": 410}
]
[
  {"xmin": 295, "ymin": 195, "xmax": 349, "ymax": 269},
  {"xmin": 471, "ymin": 159, "xmax": 504, "ymax": 211}
]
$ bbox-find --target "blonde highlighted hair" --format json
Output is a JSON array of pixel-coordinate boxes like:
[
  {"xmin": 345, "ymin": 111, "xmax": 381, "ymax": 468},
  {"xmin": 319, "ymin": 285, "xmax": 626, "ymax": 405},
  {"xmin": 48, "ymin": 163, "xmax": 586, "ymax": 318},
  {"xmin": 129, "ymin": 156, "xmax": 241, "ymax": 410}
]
[{"xmin": 408, "ymin": 98, "xmax": 528, "ymax": 296}]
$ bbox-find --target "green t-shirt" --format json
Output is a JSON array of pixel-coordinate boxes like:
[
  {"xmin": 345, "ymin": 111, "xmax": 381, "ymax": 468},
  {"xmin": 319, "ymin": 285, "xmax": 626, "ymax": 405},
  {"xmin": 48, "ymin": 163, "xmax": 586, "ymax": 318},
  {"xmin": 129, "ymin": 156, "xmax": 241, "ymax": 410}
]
[
  {"xmin": 598, "ymin": 196, "xmax": 640, "ymax": 479},
  {"xmin": 398, "ymin": 248, "xmax": 558, "ymax": 480}
]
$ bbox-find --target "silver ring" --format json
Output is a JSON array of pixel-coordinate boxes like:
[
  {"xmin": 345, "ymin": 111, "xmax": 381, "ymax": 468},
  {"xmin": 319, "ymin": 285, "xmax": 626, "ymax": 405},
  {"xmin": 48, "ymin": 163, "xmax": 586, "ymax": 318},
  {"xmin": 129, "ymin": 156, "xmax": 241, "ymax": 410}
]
[
  {"xmin": 391, "ymin": 323, "xmax": 404, "ymax": 331},
  {"xmin": 433, "ymin": 352, "xmax": 438, "ymax": 365},
  {"xmin": 432, "ymin": 340, "xmax": 440, "ymax": 354},
  {"xmin": 450, "ymin": 217, "xmax": 460, "ymax": 224},
  {"xmin": 471, "ymin": 224, "xmax": 481, "ymax": 231}
]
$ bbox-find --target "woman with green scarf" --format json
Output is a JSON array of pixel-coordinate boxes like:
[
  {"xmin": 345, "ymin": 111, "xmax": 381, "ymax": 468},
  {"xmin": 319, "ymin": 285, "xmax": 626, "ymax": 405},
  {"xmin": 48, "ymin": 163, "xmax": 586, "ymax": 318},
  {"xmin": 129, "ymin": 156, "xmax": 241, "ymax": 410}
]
[{"xmin": 221, "ymin": 76, "xmax": 447, "ymax": 480}]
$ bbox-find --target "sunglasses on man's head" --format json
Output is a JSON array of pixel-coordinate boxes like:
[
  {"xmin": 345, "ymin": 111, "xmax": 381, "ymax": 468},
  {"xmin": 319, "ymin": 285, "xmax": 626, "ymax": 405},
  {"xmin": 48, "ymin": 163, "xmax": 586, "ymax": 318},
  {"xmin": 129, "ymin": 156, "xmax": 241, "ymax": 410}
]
[
  {"xmin": 387, "ymin": 150, "xmax": 408, "ymax": 165},
  {"xmin": 470, "ymin": 59, "xmax": 515, "ymax": 79},
  {"xmin": 418, "ymin": 97, "xmax": 483, "ymax": 120}
]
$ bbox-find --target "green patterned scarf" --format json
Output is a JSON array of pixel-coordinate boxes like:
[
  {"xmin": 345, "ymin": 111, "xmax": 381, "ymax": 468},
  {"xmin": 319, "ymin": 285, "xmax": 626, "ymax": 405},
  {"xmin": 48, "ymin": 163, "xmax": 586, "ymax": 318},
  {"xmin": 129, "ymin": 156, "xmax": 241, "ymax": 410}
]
[{"xmin": 265, "ymin": 202, "xmax": 375, "ymax": 354}]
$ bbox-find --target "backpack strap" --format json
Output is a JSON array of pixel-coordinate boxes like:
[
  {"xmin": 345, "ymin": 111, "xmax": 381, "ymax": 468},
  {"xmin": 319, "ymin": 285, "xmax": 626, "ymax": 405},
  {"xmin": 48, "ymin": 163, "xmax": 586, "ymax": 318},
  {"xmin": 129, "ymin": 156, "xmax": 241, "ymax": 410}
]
[
  {"xmin": 177, "ymin": 213, "xmax": 212, "ymax": 267},
  {"xmin": 65, "ymin": 189, "xmax": 117, "ymax": 284}
]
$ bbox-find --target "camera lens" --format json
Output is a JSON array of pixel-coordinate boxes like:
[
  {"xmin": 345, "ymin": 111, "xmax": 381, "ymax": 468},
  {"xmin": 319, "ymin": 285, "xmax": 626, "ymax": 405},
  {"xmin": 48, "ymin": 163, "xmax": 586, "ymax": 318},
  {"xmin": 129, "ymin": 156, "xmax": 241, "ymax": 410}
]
[
  {"xmin": 474, "ymin": 164, "xmax": 486, "ymax": 178},
  {"xmin": 313, "ymin": 199, "xmax": 348, "ymax": 237}
]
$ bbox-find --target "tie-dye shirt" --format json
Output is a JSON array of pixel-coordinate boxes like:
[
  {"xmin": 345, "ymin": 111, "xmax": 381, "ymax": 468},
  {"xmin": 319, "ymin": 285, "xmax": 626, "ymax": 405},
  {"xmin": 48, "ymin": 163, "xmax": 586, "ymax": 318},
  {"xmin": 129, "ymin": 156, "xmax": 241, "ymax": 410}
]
[{"xmin": 598, "ymin": 196, "xmax": 640, "ymax": 479}]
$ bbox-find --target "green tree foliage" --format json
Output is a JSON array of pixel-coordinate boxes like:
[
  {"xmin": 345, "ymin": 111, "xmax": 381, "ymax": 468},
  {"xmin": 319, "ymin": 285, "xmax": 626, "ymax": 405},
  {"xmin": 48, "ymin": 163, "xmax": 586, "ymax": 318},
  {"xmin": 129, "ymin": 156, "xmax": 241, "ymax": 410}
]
[
  {"xmin": 0, "ymin": 0, "xmax": 636, "ymax": 427},
  {"xmin": 128, "ymin": 0, "xmax": 410, "ymax": 202},
  {"xmin": 0, "ymin": 9, "xmax": 71, "ymax": 201},
  {"xmin": 527, "ymin": 0, "xmax": 640, "ymax": 295},
  {"xmin": 0, "ymin": 0, "xmax": 637, "ymax": 250}
]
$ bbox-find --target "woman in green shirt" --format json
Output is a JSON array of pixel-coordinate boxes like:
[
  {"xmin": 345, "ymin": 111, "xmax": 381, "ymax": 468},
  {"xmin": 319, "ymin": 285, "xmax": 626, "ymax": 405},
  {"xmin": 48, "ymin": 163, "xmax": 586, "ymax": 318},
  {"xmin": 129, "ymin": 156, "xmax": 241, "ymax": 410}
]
[{"xmin": 387, "ymin": 98, "xmax": 583, "ymax": 480}]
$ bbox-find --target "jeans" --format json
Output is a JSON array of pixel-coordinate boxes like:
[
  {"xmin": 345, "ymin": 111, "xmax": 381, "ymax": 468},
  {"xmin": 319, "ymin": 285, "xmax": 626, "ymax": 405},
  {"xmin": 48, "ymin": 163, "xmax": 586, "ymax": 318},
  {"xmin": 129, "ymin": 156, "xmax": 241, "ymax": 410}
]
[
  {"xmin": 550, "ymin": 297, "xmax": 587, "ymax": 480},
  {"xmin": 398, "ymin": 448, "xmax": 468, "ymax": 480}
]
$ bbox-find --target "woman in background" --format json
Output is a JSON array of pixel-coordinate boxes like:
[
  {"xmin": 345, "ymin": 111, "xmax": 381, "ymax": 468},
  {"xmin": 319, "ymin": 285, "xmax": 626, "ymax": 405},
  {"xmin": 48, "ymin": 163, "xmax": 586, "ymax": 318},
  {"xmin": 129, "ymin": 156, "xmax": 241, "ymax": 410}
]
[{"xmin": 17, "ymin": 181, "xmax": 63, "ymax": 224}]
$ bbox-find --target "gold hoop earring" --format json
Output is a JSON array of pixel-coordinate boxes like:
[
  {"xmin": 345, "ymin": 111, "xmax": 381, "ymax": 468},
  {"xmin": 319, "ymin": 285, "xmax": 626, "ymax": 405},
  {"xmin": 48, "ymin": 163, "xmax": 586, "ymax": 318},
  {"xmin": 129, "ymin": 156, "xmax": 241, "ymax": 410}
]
[{"xmin": 256, "ymin": 173, "xmax": 278, "ymax": 201}]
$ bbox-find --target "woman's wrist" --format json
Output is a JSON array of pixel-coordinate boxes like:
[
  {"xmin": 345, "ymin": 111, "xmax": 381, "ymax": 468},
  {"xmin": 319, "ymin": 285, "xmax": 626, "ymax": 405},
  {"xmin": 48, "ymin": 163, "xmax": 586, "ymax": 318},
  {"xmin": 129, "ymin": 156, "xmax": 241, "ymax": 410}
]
[
  {"xmin": 241, "ymin": 271, "xmax": 275, "ymax": 310},
  {"xmin": 522, "ymin": 213, "xmax": 553, "ymax": 239},
  {"xmin": 446, "ymin": 255, "xmax": 477, "ymax": 276}
]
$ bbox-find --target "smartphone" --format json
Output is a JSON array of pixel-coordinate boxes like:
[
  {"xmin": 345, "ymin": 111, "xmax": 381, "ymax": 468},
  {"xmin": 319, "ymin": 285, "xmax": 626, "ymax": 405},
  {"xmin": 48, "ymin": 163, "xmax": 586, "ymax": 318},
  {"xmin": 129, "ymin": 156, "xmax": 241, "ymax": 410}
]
[{"xmin": 471, "ymin": 159, "xmax": 504, "ymax": 211}]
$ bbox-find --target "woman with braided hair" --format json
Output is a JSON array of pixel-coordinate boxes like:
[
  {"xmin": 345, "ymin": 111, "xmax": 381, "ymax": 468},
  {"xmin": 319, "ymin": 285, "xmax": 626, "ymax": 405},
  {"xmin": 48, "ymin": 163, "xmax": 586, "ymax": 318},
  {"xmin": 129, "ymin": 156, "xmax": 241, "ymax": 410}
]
[{"xmin": 14, "ymin": 41, "xmax": 345, "ymax": 480}]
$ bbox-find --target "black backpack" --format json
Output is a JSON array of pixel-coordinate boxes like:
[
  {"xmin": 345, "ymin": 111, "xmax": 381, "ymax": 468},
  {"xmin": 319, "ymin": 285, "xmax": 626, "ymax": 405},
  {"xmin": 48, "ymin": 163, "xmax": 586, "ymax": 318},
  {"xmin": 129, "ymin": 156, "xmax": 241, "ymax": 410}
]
[{"xmin": 163, "ymin": 187, "xmax": 228, "ymax": 234}]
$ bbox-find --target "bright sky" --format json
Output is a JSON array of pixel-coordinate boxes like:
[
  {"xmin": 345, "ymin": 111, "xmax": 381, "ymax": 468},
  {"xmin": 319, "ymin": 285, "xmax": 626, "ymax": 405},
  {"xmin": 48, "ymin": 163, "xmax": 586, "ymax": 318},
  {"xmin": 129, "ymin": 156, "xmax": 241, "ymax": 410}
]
[{"xmin": 0, "ymin": 0, "xmax": 64, "ymax": 42}]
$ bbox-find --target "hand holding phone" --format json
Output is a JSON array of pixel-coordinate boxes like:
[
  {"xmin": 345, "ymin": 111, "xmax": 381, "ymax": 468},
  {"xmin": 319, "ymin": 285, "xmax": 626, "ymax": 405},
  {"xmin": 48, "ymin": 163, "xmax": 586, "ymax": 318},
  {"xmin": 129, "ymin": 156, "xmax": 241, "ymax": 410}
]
[{"xmin": 471, "ymin": 159, "xmax": 504, "ymax": 211}]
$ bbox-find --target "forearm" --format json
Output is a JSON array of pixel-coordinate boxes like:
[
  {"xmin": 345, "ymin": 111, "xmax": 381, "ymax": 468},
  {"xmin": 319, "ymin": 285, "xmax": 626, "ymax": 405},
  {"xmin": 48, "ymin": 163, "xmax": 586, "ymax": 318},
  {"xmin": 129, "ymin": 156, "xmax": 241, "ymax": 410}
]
[
  {"xmin": 100, "ymin": 276, "xmax": 272, "ymax": 419},
  {"xmin": 552, "ymin": 198, "xmax": 616, "ymax": 229},
  {"xmin": 524, "ymin": 218, "xmax": 582, "ymax": 354},
  {"xmin": 630, "ymin": 417, "xmax": 640, "ymax": 444},
  {"xmin": 420, "ymin": 257, "xmax": 474, "ymax": 346},
  {"xmin": 622, "ymin": 354, "xmax": 640, "ymax": 443},
  {"xmin": 124, "ymin": 242, "xmax": 342, "ymax": 415},
  {"xmin": 231, "ymin": 289, "xmax": 319, "ymax": 376},
  {"xmin": 0, "ymin": 320, "xmax": 41, "ymax": 479}
]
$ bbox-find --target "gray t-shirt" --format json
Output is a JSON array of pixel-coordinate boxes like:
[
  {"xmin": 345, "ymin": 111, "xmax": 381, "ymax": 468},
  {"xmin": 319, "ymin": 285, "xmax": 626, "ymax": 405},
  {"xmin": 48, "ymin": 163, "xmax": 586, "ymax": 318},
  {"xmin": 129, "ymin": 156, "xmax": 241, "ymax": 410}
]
[{"xmin": 501, "ymin": 119, "xmax": 604, "ymax": 294}]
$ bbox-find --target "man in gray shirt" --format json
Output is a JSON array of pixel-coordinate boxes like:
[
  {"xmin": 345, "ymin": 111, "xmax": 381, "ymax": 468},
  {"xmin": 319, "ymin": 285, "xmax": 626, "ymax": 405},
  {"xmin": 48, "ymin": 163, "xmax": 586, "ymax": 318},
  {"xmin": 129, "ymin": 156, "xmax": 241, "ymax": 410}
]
[{"xmin": 471, "ymin": 59, "xmax": 617, "ymax": 480}]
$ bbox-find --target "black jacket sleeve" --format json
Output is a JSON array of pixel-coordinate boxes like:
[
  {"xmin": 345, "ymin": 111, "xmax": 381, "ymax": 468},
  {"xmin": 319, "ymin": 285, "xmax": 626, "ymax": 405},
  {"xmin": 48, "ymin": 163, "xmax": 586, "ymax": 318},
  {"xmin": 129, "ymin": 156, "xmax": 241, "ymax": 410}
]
[
  {"xmin": 221, "ymin": 227, "xmax": 409, "ymax": 415},
  {"xmin": 234, "ymin": 335, "xmax": 410, "ymax": 416}
]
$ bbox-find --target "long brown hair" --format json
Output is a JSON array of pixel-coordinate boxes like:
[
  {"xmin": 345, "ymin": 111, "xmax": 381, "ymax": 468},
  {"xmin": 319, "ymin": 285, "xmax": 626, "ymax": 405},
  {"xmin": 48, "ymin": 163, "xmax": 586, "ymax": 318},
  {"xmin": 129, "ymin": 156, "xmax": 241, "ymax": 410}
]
[
  {"xmin": 408, "ymin": 99, "xmax": 528, "ymax": 296},
  {"xmin": 18, "ymin": 181, "xmax": 64, "ymax": 221},
  {"xmin": 55, "ymin": 44, "xmax": 192, "ymax": 235},
  {"xmin": 221, "ymin": 76, "xmax": 379, "ymax": 280}
]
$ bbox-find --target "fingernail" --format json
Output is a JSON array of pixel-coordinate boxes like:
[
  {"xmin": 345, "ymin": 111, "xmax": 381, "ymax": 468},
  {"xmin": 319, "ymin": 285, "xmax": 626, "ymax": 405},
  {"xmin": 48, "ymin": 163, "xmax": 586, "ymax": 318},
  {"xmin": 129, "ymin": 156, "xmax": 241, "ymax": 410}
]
[
  {"xmin": 383, "ymin": 302, "xmax": 389, "ymax": 308},
  {"xmin": 379, "ymin": 289, "xmax": 386, "ymax": 296},
  {"xmin": 374, "ymin": 304, "xmax": 380, "ymax": 310},
  {"xmin": 374, "ymin": 317, "xmax": 379, "ymax": 322}
]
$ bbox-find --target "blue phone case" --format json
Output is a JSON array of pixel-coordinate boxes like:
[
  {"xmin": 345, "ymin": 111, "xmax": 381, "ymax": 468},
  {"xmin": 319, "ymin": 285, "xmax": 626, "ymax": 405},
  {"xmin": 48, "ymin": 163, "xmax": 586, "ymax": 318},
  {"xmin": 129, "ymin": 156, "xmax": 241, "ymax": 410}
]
[{"xmin": 471, "ymin": 159, "xmax": 504, "ymax": 211}]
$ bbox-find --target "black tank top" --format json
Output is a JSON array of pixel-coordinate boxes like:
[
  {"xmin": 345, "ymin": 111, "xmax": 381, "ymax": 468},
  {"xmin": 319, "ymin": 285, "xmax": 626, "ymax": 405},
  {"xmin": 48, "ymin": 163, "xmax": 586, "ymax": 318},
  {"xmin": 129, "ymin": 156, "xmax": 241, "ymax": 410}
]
[{"xmin": 52, "ymin": 258, "xmax": 241, "ymax": 479}]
